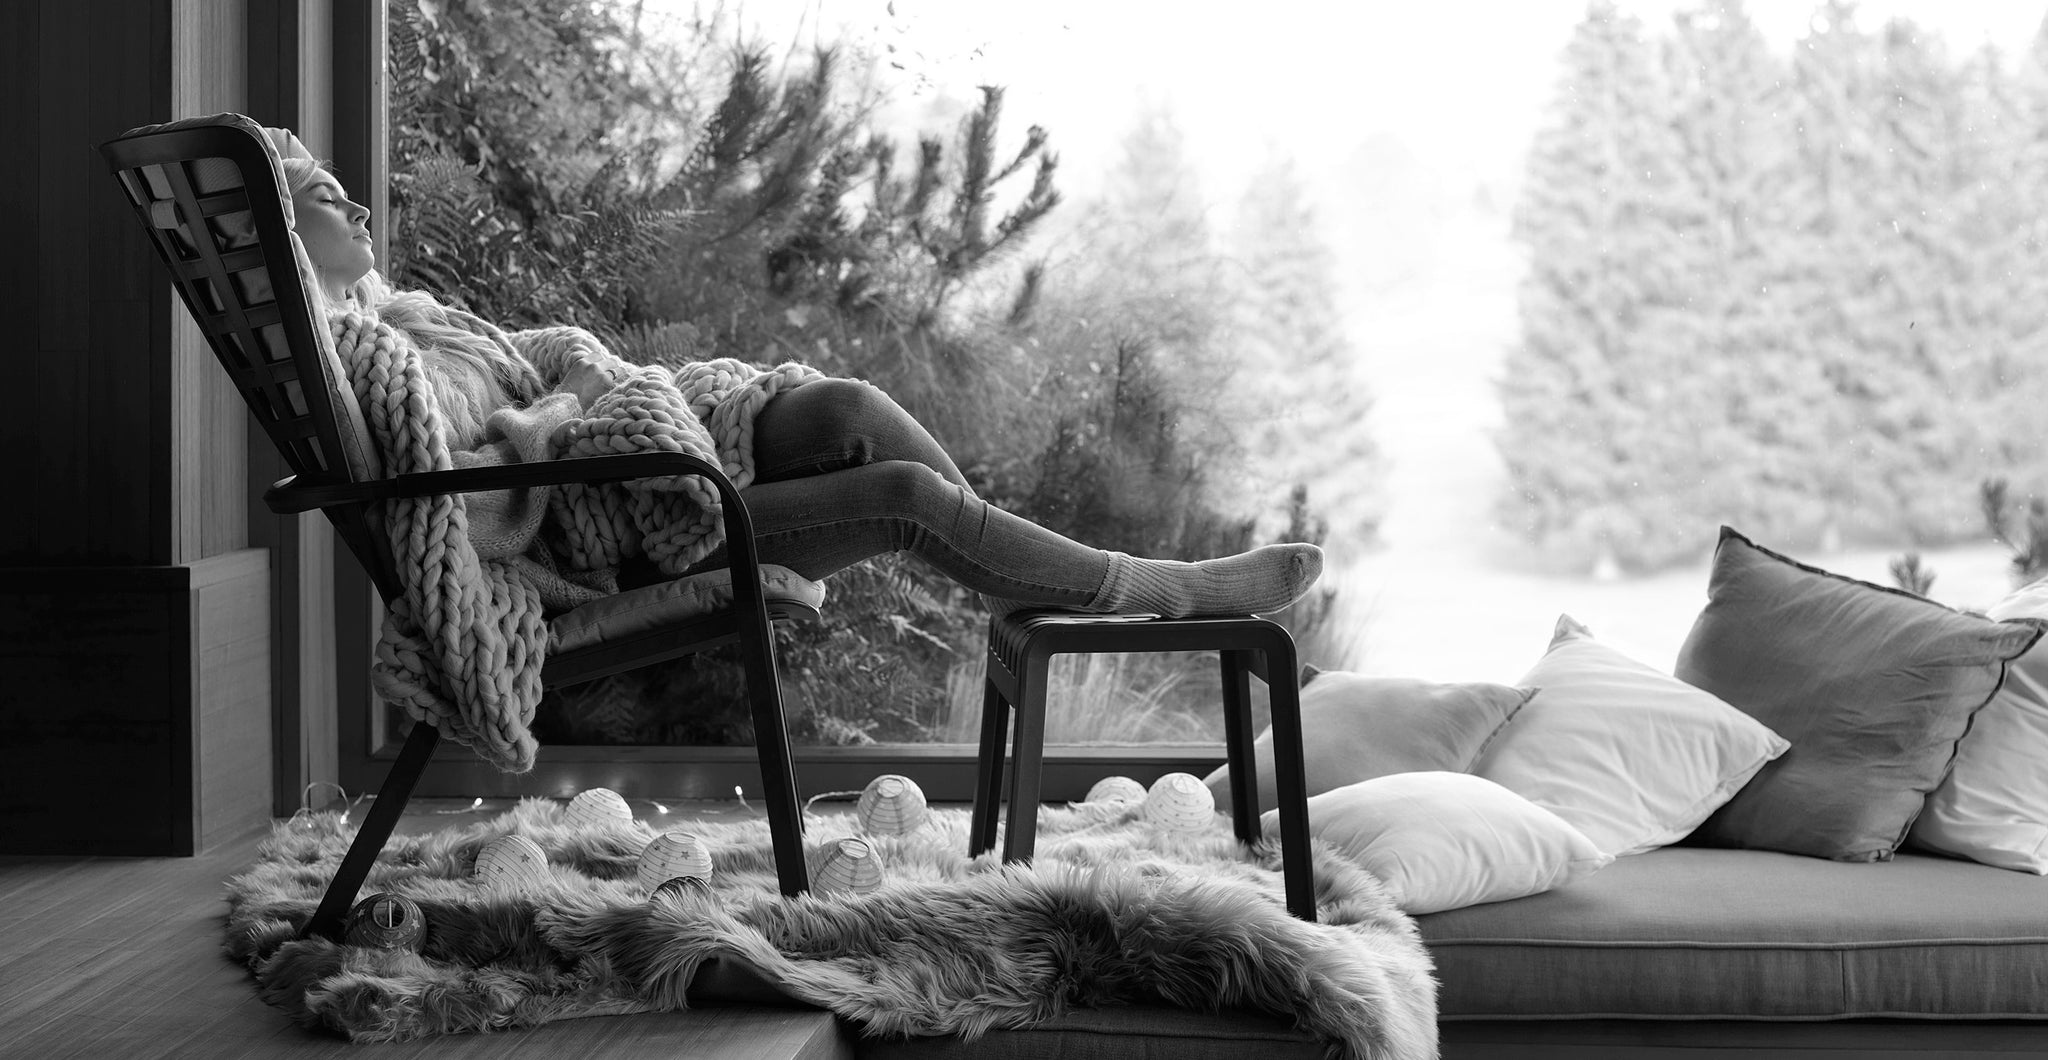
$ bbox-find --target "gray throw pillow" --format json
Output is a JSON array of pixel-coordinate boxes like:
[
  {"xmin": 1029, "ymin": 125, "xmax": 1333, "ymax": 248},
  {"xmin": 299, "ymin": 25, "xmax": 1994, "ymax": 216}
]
[
  {"xmin": 1203, "ymin": 669, "xmax": 1533, "ymax": 814},
  {"xmin": 1676, "ymin": 527, "xmax": 2042, "ymax": 862}
]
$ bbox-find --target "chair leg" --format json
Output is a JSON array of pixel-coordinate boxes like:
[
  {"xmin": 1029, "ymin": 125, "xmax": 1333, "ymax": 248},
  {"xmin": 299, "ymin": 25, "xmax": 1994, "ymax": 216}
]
[
  {"xmin": 1001, "ymin": 653, "xmax": 1052, "ymax": 864},
  {"xmin": 300, "ymin": 721, "xmax": 442, "ymax": 942},
  {"xmin": 738, "ymin": 632, "xmax": 809, "ymax": 897},
  {"xmin": 969, "ymin": 675, "xmax": 1010, "ymax": 858},
  {"xmin": 1218, "ymin": 650, "xmax": 1261, "ymax": 845},
  {"xmin": 1260, "ymin": 638, "xmax": 1316, "ymax": 922}
]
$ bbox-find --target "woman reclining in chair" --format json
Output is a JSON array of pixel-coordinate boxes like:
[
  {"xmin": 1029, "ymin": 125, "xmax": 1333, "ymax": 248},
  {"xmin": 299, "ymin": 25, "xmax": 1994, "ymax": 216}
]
[{"xmin": 272, "ymin": 128, "xmax": 1320, "ymax": 769}]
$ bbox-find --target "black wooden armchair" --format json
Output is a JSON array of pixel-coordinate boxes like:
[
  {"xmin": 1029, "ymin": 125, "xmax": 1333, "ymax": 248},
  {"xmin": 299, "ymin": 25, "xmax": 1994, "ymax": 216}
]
[{"xmin": 100, "ymin": 113, "xmax": 816, "ymax": 941}]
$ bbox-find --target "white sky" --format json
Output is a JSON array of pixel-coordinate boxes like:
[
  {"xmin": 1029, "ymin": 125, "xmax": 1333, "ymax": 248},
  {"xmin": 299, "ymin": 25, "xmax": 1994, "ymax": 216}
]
[{"xmin": 704, "ymin": 1, "xmax": 2046, "ymax": 208}]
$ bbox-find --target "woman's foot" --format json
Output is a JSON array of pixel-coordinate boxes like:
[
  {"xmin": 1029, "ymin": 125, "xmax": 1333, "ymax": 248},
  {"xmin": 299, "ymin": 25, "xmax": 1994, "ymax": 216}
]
[{"xmin": 1090, "ymin": 543, "xmax": 1324, "ymax": 618}]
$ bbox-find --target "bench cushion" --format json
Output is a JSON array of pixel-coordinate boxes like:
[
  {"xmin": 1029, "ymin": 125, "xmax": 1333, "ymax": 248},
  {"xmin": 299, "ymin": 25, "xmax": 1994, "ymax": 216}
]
[{"xmin": 1419, "ymin": 847, "xmax": 2048, "ymax": 1020}]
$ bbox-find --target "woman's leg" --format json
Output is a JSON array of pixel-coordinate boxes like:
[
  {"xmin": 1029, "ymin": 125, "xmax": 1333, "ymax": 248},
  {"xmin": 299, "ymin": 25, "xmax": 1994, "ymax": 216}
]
[
  {"xmin": 736, "ymin": 460, "xmax": 1320, "ymax": 616},
  {"xmin": 738, "ymin": 460, "xmax": 1105, "ymax": 607},
  {"xmin": 747, "ymin": 378, "xmax": 971, "ymax": 489},
  {"xmin": 730, "ymin": 379, "xmax": 1322, "ymax": 616}
]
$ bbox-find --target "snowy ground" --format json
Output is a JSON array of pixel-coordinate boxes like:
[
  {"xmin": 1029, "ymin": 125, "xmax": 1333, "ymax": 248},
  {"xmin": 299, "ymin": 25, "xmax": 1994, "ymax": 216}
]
[{"xmin": 1320, "ymin": 206, "xmax": 2019, "ymax": 686}]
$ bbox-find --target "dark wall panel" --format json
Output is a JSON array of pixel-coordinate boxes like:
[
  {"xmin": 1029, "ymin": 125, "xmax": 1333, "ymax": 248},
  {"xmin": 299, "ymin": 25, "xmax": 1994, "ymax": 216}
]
[{"xmin": 1, "ymin": 0, "xmax": 276, "ymax": 852}]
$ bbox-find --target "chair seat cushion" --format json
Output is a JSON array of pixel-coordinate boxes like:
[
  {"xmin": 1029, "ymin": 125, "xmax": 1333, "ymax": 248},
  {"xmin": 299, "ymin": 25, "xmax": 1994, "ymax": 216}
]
[
  {"xmin": 548, "ymin": 565, "xmax": 825, "ymax": 655},
  {"xmin": 1418, "ymin": 847, "xmax": 2048, "ymax": 1020}
]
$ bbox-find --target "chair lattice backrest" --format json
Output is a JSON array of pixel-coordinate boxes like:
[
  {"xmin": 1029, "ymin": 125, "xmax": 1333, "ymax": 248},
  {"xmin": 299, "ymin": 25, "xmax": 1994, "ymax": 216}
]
[{"xmin": 101, "ymin": 113, "xmax": 398, "ymax": 592}]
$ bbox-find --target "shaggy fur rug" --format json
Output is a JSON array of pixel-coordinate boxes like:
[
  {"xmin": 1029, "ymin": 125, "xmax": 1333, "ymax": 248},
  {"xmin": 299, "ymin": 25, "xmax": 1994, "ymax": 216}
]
[{"xmin": 225, "ymin": 798, "xmax": 1437, "ymax": 1059}]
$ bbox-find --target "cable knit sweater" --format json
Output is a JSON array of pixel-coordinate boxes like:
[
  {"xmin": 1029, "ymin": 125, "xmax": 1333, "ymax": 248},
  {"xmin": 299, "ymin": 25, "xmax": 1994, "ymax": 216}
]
[{"xmin": 335, "ymin": 301, "xmax": 820, "ymax": 772}]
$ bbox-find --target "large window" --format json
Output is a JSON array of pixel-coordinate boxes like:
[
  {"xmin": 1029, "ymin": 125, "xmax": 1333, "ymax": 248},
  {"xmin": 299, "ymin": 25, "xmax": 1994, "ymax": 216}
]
[{"xmin": 361, "ymin": 0, "xmax": 2048, "ymax": 797}]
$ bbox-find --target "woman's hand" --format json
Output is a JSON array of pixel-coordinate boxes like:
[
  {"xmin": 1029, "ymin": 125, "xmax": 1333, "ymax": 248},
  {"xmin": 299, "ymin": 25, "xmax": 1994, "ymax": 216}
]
[{"xmin": 562, "ymin": 359, "xmax": 622, "ymax": 407}]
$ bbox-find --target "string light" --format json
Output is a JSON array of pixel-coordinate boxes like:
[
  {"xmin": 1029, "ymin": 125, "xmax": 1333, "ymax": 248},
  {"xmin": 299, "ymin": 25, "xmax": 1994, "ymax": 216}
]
[
  {"xmin": 433, "ymin": 796, "xmax": 487, "ymax": 815},
  {"xmin": 803, "ymin": 789, "xmax": 866, "ymax": 815},
  {"xmin": 287, "ymin": 781, "xmax": 370, "ymax": 831}
]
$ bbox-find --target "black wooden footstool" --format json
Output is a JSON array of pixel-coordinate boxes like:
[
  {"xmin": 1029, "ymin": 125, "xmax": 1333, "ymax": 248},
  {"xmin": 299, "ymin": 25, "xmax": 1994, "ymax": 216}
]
[{"xmin": 969, "ymin": 611, "xmax": 1317, "ymax": 920}]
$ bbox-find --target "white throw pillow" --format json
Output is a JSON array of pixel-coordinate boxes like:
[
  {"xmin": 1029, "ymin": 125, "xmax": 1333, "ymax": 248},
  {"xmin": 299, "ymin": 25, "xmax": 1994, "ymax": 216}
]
[
  {"xmin": 1472, "ymin": 615, "xmax": 1789, "ymax": 857},
  {"xmin": 1910, "ymin": 578, "xmax": 2048, "ymax": 873},
  {"xmin": 1263, "ymin": 771, "xmax": 1611, "ymax": 914}
]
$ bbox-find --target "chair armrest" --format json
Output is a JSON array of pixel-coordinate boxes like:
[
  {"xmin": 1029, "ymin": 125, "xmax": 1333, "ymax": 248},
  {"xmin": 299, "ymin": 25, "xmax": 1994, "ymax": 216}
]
[
  {"xmin": 264, "ymin": 451, "xmax": 736, "ymax": 512},
  {"xmin": 270, "ymin": 451, "xmax": 778, "ymax": 617}
]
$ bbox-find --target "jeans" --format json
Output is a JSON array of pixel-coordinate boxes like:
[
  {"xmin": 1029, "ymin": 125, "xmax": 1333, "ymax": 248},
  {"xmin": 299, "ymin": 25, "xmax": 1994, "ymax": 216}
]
[{"xmin": 718, "ymin": 378, "xmax": 1109, "ymax": 607}]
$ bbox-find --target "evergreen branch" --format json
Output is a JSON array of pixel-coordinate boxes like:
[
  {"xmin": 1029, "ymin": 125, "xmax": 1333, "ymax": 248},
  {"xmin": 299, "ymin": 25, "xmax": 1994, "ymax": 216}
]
[
  {"xmin": 1007, "ymin": 261, "xmax": 1045, "ymax": 326},
  {"xmin": 954, "ymin": 88, "xmax": 1000, "ymax": 256},
  {"xmin": 906, "ymin": 138, "xmax": 945, "ymax": 236},
  {"xmin": 992, "ymin": 124, "xmax": 1050, "ymax": 184}
]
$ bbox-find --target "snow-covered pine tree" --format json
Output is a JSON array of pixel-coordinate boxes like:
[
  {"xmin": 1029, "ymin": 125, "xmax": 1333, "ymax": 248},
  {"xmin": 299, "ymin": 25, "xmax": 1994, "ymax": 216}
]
[
  {"xmin": 1778, "ymin": 7, "xmax": 2000, "ymax": 547},
  {"xmin": 991, "ymin": 101, "xmax": 1261, "ymax": 564},
  {"xmin": 1778, "ymin": 0, "xmax": 1895, "ymax": 547},
  {"xmin": 1943, "ymin": 44, "xmax": 2048, "ymax": 515},
  {"xmin": 1018, "ymin": 101, "xmax": 1258, "ymax": 562},
  {"xmin": 2009, "ymin": 21, "xmax": 2048, "ymax": 493},
  {"xmin": 1086, "ymin": 102, "xmax": 1233, "ymax": 368},
  {"xmin": 1228, "ymin": 152, "xmax": 1383, "ymax": 547},
  {"xmin": 1862, "ymin": 18, "xmax": 1980, "ymax": 541},
  {"xmin": 1501, "ymin": 0, "xmax": 2048, "ymax": 573},
  {"xmin": 1497, "ymin": 0, "xmax": 1695, "ymax": 572},
  {"xmin": 1964, "ymin": 24, "xmax": 2048, "ymax": 508},
  {"xmin": 1653, "ymin": 0, "xmax": 1818, "ymax": 555}
]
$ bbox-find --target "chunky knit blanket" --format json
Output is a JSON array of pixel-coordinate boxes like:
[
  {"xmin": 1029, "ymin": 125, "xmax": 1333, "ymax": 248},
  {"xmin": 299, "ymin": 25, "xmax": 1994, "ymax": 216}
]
[{"xmin": 334, "ymin": 309, "xmax": 819, "ymax": 772}]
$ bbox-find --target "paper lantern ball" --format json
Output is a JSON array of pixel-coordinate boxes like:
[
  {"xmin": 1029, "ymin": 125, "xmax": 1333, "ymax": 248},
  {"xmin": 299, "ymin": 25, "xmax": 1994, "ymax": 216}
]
[
  {"xmin": 344, "ymin": 892, "xmax": 426, "ymax": 950},
  {"xmin": 1143, "ymin": 772, "xmax": 1217, "ymax": 831},
  {"xmin": 815, "ymin": 837, "xmax": 886, "ymax": 895},
  {"xmin": 1085, "ymin": 775, "xmax": 1148, "ymax": 805},
  {"xmin": 564, "ymin": 787, "xmax": 634, "ymax": 832},
  {"xmin": 473, "ymin": 833, "xmax": 551, "ymax": 893},
  {"xmin": 649, "ymin": 875, "xmax": 715, "ymax": 905},
  {"xmin": 856, "ymin": 774, "xmax": 928, "ymax": 836},
  {"xmin": 638, "ymin": 831, "xmax": 715, "ymax": 890}
]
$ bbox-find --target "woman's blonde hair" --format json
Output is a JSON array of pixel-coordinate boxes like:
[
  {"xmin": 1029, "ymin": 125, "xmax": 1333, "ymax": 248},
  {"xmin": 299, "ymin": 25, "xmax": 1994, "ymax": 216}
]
[{"xmin": 278, "ymin": 157, "xmax": 542, "ymax": 445}]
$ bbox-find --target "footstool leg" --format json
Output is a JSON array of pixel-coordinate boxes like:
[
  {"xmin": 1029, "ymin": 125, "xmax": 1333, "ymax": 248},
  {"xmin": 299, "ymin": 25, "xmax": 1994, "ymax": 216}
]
[
  {"xmin": 1002, "ymin": 653, "xmax": 1052, "ymax": 864},
  {"xmin": 1219, "ymin": 649, "xmax": 1261, "ymax": 844},
  {"xmin": 970, "ymin": 674, "xmax": 1010, "ymax": 858},
  {"xmin": 1262, "ymin": 639, "xmax": 1316, "ymax": 922}
]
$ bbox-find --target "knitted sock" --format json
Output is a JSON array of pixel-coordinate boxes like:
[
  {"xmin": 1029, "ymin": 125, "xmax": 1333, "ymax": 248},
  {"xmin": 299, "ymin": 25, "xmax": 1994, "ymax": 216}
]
[
  {"xmin": 980, "ymin": 593, "xmax": 1030, "ymax": 620},
  {"xmin": 1088, "ymin": 543, "xmax": 1324, "ymax": 618}
]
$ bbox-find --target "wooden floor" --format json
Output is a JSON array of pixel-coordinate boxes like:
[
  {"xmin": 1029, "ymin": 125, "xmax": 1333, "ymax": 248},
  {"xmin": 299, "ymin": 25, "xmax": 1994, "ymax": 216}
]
[{"xmin": 0, "ymin": 800, "xmax": 851, "ymax": 1060}]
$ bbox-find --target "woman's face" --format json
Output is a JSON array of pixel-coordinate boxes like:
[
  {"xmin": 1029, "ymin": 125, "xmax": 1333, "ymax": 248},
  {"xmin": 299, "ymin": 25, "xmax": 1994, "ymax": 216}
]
[{"xmin": 290, "ymin": 170, "xmax": 374, "ymax": 301}]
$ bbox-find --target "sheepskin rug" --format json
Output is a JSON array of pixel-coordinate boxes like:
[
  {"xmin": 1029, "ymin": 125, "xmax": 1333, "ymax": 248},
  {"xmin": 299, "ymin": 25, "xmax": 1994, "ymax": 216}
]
[{"xmin": 225, "ymin": 797, "xmax": 1437, "ymax": 1059}]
